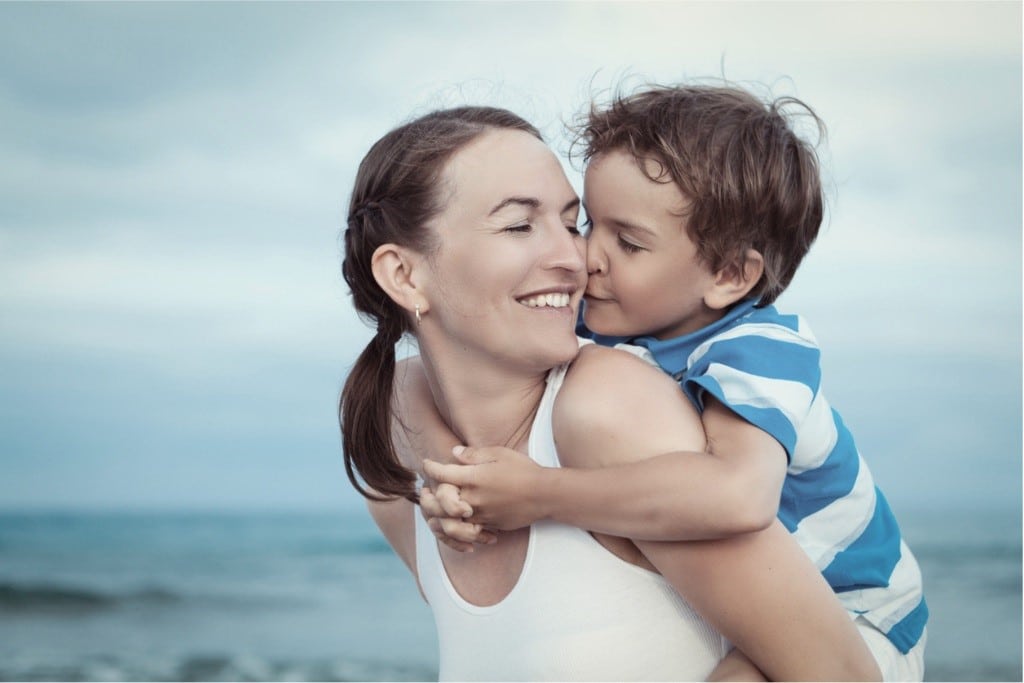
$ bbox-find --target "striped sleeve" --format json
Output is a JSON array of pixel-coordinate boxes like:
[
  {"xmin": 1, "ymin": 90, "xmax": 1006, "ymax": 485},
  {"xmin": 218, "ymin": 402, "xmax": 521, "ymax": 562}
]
[{"xmin": 683, "ymin": 321, "xmax": 822, "ymax": 460}]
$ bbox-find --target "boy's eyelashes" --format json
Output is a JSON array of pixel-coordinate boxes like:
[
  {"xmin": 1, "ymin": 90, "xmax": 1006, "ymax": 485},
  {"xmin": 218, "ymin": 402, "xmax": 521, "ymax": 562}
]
[
  {"xmin": 590, "ymin": 220, "xmax": 646, "ymax": 253},
  {"xmin": 617, "ymin": 235, "xmax": 646, "ymax": 254}
]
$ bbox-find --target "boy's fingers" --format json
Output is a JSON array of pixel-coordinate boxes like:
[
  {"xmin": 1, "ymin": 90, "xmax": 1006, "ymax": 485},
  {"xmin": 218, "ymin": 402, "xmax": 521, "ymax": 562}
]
[
  {"xmin": 427, "ymin": 515, "xmax": 485, "ymax": 545},
  {"xmin": 439, "ymin": 537, "xmax": 474, "ymax": 553},
  {"xmin": 442, "ymin": 517, "xmax": 482, "ymax": 543},
  {"xmin": 452, "ymin": 445, "xmax": 477, "ymax": 464},
  {"xmin": 452, "ymin": 445, "xmax": 495, "ymax": 465},
  {"xmin": 419, "ymin": 488, "xmax": 445, "ymax": 519},
  {"xmin": 435, "ymin": 483, "xmax": 473, "ymax": 518},
  {"xmin": 423, "ymin": 459, "xmax": 470, "ymax": 487},
  {"xmin": 428, "ymin": 517, "xmax": 474, "ymax": 553}
]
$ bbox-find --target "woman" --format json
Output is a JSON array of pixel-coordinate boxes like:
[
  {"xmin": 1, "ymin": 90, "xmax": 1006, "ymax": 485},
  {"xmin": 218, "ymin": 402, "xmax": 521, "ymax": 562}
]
[{"xmin": 340, "ymin": 106, "xmax": 878, "ymax": 681}]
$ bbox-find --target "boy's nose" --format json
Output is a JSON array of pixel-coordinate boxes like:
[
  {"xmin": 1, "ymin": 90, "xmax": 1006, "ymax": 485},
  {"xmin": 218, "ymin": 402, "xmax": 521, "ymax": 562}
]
[{"xmin": 586, "ymin": 239, "xmax": 607, "ymax": 275}]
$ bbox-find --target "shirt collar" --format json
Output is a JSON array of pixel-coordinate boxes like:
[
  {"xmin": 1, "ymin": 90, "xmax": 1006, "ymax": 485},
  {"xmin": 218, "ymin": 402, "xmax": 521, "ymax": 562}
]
[{"xmin": 631, "ymin": 299, "xmax": 760, "ymax": 376}]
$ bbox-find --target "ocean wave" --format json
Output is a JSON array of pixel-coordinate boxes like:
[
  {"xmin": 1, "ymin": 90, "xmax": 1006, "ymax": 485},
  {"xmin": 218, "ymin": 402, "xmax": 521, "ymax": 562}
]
[
  {"xmin": 913, "ymin": 540, "xmax": 1022, "ymax": 564},
  {"xmin": 0, "ymin": 582, "xmax": 181, "ymax": 613},
  {"xmin": 296, "ymin": 535, "xmax": 395, "ymax": 556},
  {"xmin": 0, "ymin": 652, "xmax": 436, "ymax": 682}
]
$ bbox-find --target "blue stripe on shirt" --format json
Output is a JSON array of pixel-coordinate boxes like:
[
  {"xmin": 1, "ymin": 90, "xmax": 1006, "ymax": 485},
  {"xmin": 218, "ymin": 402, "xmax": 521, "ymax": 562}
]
[
  {"xmin": 687, "ymin": 334, "xmax": 822, "ymax": 396},
  {"xmin": 826, "ymin": 488, "xmax": 901, "ymax": 592},
  {"xmin": 685, "ymin": 374, "xmax": 799, "ymax": 457},
  {"xmin": 888, "ymin": 597, "xmax": 930, "ymax": 654},
  {"xmin": 780, "ymin": 415, "xmax": 860, "ymax": 526}
]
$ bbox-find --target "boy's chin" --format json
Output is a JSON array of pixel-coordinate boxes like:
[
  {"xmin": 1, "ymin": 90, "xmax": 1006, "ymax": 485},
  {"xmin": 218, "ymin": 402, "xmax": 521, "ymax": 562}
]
[{"xmin": 583, "ymin": 312, "xmax": 630, "ymax": 337}]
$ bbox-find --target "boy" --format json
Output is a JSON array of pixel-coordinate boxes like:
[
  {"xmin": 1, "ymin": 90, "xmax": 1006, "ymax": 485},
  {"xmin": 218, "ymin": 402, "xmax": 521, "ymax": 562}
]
[{"xmin": 421, "ymin": 84, "xmax": 927, "ymax": 680}]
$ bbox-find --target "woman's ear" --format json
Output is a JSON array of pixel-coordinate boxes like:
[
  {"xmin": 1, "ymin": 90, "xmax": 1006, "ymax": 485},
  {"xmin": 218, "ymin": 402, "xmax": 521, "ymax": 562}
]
[
  {"xmin": 370, "ymin": 243, "xmax": 429, "ymax": 317},
  {"xmin": 704, "ymin": 248, "xmax": 765, "ymax": 310}
]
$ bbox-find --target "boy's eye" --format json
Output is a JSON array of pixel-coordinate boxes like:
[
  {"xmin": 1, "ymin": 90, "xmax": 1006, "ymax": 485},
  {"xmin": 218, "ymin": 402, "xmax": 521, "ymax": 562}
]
[
  {"xmin": 617, "ymin": 235, "xmax": 645, "ymax": 254},
  {"xmin": 579, "ymin": 218, "xmax": 593, "ymax": 237}
]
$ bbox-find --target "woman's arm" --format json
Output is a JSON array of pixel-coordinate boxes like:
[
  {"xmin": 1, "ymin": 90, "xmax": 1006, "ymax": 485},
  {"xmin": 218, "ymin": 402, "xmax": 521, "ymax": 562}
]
[
  {"xmin": 554, "ymin": 345, "xmax": 880, "ymax": 682},
  {"xmin": 366, "ymin": 497, "xmax": 417, "ymax": 579}
]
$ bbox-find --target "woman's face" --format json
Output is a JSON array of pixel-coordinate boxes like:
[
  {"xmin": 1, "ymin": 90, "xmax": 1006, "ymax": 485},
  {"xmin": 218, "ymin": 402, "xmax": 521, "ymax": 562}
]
[{"xmin": 424, "ymin": 128, "xmax": 586, "ymax": 372}]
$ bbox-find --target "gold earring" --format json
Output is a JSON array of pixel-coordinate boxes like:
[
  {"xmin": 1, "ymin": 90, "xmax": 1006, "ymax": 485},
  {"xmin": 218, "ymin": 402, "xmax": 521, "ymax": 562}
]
[{"xmin": 415, "ymin": 304, "xmax": 422, "ymax": 325}]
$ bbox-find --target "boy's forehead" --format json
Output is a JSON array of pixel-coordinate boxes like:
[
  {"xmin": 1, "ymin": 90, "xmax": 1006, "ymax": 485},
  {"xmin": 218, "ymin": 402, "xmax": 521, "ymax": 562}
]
[
  {"xmin": 585, "ymin": 149, "xmax": 691, "ymax": 215},
  {"xmin": 587, "ymin": 149, "xmax": 678, "ymax": 187},
  {"xmin": 635, "ymin": 153, "xmax": 673, "ymax": 184}
]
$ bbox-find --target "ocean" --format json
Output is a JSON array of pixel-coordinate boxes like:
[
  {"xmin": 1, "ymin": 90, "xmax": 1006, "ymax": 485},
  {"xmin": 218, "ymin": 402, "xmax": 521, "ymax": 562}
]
[{"xmin": 0, "ymin": 507, "xmax": 1019, "ymax": 682}]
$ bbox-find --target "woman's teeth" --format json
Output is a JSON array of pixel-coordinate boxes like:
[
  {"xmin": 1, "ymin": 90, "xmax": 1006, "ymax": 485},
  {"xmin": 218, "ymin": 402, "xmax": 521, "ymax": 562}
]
[{"xmin": 518, "ymin": 293, "xmax": 571, "ymax": 308}]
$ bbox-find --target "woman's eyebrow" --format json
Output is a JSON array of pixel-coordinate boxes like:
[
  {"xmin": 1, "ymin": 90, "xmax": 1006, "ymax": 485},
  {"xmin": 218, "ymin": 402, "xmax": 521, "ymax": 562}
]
[
  {"xmin": 488, "ymin": 196, "xmax": 580, "ymax": 216},
  {"xmin": 488, "ymin": 196, "xmax": 540, "ymax": 216}
]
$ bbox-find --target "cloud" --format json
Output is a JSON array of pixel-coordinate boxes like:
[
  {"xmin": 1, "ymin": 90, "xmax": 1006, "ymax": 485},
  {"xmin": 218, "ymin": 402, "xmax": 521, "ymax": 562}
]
[{"xmin": 0, "ymin": 1, "xmax": 1019, "ymax": 511}]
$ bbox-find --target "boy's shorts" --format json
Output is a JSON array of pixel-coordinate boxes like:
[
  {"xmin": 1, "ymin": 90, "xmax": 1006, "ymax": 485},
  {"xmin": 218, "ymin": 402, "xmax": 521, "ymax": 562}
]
[{"xmin": 855, "ymin": 616, "xmax": 927, "ymax": 682}]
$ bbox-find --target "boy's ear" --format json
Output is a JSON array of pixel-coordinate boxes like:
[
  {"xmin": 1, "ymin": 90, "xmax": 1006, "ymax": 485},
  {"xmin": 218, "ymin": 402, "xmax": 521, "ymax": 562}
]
[
  {"xmin": 704, "ymin": 248, "xmax": 765, "ymax": 310},
  {"xmin": 370, "ymin": 243, "xmax": 430, "ymax": 317}
]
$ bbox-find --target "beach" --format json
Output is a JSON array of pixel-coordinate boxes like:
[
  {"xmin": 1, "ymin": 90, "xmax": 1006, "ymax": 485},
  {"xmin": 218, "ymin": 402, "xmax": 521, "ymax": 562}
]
[{"xmin": 0, "ymin": 507, "xmax": 1018, "ymax": 681}]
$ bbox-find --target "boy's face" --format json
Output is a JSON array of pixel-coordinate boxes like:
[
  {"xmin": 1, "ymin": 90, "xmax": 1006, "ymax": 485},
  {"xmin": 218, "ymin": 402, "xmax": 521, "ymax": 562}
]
[{"xmin": 582, "ymin": 149, "xmax": 722, "ymax": 340}]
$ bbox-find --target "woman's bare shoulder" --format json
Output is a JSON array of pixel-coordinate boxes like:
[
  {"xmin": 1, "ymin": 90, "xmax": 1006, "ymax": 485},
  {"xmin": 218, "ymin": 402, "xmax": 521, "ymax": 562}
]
[
  {"xmin": 554, "ymin": 344, "xmax": 704, "ymax": 467},
  {"xmin": 561, "ymin": 344, "xmax": 681, "ymax": 417}
]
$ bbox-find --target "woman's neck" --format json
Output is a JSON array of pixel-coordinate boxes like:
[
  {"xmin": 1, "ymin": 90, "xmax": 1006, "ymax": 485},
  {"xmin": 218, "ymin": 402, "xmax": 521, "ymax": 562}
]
[{"xmin": 417, "ymin": 343, "xmax": 548, "ymax": 452}]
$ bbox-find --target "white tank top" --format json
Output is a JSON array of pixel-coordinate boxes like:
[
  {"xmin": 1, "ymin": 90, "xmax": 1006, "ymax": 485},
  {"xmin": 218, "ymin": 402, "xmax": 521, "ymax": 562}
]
[{"xmin": 414, "ymin": 358, "xmax": 727, "ymax": 681}]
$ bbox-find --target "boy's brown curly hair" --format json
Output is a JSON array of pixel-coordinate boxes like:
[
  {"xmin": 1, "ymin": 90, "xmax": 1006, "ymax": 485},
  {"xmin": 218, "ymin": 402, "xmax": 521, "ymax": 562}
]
[{"xmin": 575, "ymin": 84, "xmax": 826, "ymax": 306}]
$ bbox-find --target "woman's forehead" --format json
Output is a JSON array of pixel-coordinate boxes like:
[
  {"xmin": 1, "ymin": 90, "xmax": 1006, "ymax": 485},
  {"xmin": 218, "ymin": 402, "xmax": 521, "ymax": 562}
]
[{"xmin": 441, "ymin": 129, "xmax": 575, "ymax": 213}]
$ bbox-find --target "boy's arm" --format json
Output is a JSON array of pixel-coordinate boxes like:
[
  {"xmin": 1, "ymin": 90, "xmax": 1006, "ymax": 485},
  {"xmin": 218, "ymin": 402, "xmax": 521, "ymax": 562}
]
[
  {"xmin": 706, "ymin": 649, "xmax": 766, "ymax": 682},
  {"xmin": 555, "ymin": 345, "xmax": 880, "ymax": 682},
  {"xmin": 424, "ymin": 358, "xmax": 788, "ymax": 540}
]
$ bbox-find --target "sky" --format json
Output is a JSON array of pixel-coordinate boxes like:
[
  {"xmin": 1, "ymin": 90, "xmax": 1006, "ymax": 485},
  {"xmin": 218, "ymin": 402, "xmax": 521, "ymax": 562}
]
[{"xmin": 0, "ymin": 1, "xmax": 1020, "ymax": 517}]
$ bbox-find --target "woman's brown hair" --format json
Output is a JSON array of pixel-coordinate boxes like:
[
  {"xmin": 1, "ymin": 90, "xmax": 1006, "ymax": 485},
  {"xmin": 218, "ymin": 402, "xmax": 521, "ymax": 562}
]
[{"xmin": 341, "ymin": 107, "xmax": 542, "ymax": 502}]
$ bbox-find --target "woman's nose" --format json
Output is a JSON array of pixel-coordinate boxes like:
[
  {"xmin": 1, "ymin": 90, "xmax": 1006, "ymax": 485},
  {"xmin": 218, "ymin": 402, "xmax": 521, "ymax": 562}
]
[{"xmin": 546, "ymin": 224, "xmax": 586, "ymax": 273}]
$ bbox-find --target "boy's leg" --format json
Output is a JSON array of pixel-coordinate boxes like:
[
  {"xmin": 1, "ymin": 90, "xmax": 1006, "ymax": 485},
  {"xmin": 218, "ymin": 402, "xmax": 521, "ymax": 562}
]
[{"xmin": 854, "ymin": 616, "xmax": 927, "ymax": 682}]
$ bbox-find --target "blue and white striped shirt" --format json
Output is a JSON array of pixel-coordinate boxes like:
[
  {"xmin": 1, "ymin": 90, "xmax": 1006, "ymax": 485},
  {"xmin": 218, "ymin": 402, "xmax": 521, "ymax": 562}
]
[{"xmin": 583, "ymin": 299, "xmax": 928, "ymax": 653}]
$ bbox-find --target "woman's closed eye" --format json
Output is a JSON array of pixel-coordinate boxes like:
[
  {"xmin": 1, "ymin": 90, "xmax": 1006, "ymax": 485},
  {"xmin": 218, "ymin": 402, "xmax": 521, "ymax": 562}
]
[{"xmin": 504, "ymin": 222, "xmax": 581, "ymax": 236}]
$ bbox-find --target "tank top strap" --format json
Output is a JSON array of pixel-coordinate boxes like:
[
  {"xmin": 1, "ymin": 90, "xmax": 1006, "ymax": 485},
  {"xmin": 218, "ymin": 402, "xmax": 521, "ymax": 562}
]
[{"xmin": 528, "ymin": 336, "xmax": 592, "ymax": 468}]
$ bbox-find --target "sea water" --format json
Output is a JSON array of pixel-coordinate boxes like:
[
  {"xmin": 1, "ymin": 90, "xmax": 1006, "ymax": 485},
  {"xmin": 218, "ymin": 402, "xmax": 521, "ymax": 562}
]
[{"xmin": 0, "ymin": 507, "xmax": 1019, "ymax": 681}]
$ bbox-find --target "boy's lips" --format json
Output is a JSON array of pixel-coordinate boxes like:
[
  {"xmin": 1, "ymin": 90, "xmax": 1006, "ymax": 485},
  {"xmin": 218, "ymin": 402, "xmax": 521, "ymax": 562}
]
[{"xmin": 583, "ymin": 291, "xmax": 614, "ymax": 304}]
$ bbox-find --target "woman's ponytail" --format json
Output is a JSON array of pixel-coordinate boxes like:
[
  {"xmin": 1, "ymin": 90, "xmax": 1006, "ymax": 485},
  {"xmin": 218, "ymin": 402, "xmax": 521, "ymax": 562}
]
[{"xmin": 341, "ymin": 311, "xmax": 416, "ymax": 502}]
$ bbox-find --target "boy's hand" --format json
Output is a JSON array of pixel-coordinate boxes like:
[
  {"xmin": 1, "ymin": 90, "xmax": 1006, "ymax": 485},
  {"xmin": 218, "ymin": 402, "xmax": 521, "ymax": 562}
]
[
  {"xmin": 419, "ymin": 485, "xmax": 496, "ymax": 552},
  {"xmin": 429, "ymin": 481, "xmax": 473, "ymax": 519},
  {"xmin": 706, "ymin": 648, "xmax": 767, "ymax": 682},
  {"xmin": 422, "ymin": 445, "xmax": 548, "ymax": 531}
]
